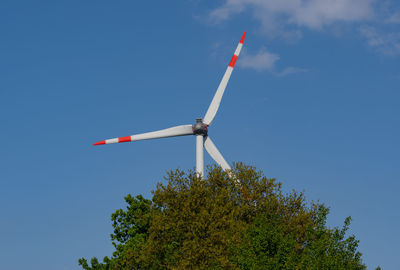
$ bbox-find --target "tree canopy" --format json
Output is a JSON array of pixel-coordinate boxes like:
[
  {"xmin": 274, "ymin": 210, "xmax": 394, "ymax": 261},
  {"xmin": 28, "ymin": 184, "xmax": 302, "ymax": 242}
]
[{"xmin": 79, "ymin": 163, "xmax": 370, "ymax": 269}]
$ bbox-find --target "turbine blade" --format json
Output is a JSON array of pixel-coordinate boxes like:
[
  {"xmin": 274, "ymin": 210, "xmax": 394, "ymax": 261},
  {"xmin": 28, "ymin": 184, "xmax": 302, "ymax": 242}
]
[
  {"xmin": 93, "ymin": 124, "xmax": 193, "ymax": 145},
  {"xmin": 204, "ymin": 136, "xmax": 231, "ymax": 171},
  {"xmin": 203, "ymin": 31, "xmax": 246, "ymax": 126}
]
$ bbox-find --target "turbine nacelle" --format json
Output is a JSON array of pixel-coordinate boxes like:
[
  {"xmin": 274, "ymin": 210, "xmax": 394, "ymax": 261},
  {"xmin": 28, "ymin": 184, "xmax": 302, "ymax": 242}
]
[{"xmin": 192, "ymin": 118, "xmax": 208, "ymax": 136}]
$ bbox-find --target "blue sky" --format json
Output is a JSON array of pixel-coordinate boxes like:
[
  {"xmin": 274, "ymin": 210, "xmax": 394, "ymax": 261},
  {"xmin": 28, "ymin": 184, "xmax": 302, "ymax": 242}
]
[{"xmin": 0, "ymin": 1, "xmax": 399, "ymax": 269}]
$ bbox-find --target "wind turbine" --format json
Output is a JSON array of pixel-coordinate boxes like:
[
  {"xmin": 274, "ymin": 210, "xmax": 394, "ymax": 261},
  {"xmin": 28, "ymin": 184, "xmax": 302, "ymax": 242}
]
[{"xmin": 94, "ymin": 32, "xmax": 246, "ymax": 177}]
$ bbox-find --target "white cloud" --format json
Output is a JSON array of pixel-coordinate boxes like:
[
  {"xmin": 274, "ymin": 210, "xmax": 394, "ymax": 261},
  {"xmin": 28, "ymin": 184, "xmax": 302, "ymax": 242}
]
[
  {"xmin": 210, "ymin": 0, "xmax": 375, "ymax": 37},
  {"xmin": 238, "ymin": 48, "xmax": 307, "ymax": 76},
  {"xmin": 209, "ymin": 0, "xmax": 400, "ymax": 56},
  {"xmin": 238, "ymin": 49, "xmax": 280, "ymax": 71}
]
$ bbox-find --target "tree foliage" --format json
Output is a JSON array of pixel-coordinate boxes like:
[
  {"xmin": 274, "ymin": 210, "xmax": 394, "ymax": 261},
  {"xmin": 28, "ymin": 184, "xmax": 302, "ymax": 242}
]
[{"xmin": 79, "ymin": 163, "xmax": 368, "ymax": 269}]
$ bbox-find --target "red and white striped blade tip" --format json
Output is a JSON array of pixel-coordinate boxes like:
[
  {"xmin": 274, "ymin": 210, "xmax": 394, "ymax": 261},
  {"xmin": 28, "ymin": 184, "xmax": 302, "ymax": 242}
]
[{"xmin": 93, "ymin": 135, "xmax": 132, "ymax": 145}]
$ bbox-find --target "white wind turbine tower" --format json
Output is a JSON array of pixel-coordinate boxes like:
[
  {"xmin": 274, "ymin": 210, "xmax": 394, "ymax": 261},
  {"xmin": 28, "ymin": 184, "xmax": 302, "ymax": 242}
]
[{"xmin": 94, "ymin": 32, "xmax": 246, "ymax": 177}]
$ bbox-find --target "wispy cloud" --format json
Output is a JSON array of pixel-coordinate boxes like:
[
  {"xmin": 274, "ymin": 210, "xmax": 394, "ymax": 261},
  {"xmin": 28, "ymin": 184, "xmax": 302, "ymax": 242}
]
[
  {"xmin": 273, "ymin": 66, "xmax": 308, "ymax": 77},
  {"xmin": 385, "ymin": 12, "xmax": 400, "ymax": 24},
  {"xmin": 238, "ymin": 49, "xmax": 279, "ymax": 71},
  {"xmin": 238, "ymin": 48, "xmax": 307, "ymax": 76},
  {"xmin": 359, "ymin": 26, "xmax": 400, "ymax": 56},
  {"xmin": 209, "ymin": 0, "xmax": 400, "ymax": 56},
  {"xmin": 210, "ymin": 0, "xmax": 375, "ymax": 38}
]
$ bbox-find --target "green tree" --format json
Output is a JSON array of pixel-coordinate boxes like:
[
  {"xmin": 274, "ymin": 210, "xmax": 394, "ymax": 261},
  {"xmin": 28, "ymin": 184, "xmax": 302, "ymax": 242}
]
[{"xmin": 79, "ymin": 163, "xmax": 369, "ymax": 269}]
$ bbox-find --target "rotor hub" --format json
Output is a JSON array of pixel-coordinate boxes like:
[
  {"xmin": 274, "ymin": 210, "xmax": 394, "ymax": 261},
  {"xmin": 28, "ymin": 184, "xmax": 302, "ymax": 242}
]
[{"xmin": 193, "ymin": 118, "xmax": 208, "ymax": 136}]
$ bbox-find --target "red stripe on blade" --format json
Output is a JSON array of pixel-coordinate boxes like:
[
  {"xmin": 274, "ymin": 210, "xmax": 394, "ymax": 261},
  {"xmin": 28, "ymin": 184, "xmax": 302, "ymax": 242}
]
[
  {"xmin": 229, "ymin": 54, "xmax": 238, "ymax": 67},
  {"xmin": 118, "ymin": 136, "xmax": 131, "ymax": 143},
  {"xmin": 93, "ymin": 140, "xmax": 106, "ymax": 146},
  {"xmin": 240, "ymin": 31, "xmax": 246, "ymax": 44}
]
